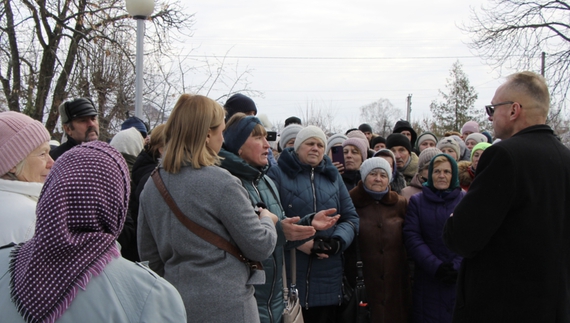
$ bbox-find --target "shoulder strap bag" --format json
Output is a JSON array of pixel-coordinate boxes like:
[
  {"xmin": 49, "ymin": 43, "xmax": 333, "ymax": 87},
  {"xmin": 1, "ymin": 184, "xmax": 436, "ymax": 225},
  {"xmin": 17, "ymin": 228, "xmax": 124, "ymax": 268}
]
[
  {"xmin": 151, "ymin": 168, "xmax": 263, "ymax": 272},
  {"xmin": 282, "ymin": 250, "xmax": 304, "ymax": 323},
  {"xmin": 339, "ymin": 221, "xmax": 370, "ymax": 323}
]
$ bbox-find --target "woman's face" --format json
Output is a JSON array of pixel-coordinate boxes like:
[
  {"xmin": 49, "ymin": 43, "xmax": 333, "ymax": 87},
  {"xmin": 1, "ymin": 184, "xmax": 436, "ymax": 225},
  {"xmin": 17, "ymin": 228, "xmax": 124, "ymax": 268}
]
[
  {"xmin": 472, "ymin": 150, "xmax": 483, "ymax": 170},
  {"xmin": 419, "ymin": 139, "xmax": 436, "ymax": 152},
  {"xmin": 465, "ymin": 139, "xmax": 477, "ymax": 151},
  {"xmin": 297, "ymin": 138, "xmax": 325, "ymax": 167},
  {"xmin": 364, "ymin": 168, "xmax": 389, "ymax": 192},
  {"xmin": 432, "ymin": 160, "xmax": 452, "ymax": 190},
  {"xmin": 343, "ymin": 145, "xmax": 362, "ymax": 171},
  {"xmin": 373, "ymin": 142, "xmax": 386, "ymax": 151},
  {"xmin": 285, "ymin": 138, "xmax": 295, "ymax": 148},
  {"xmin": 240, "ymin": 133, "xmax": 270, "ymax": 167},
  {"xmin": 440, "ymin": 147, "xmax": 458, "ymax": 161},
  {"xmin": 14, "ymin": 142, "xmax": 53, "ymax": 183},
  {"xmin": 207, "ymin": 120, "xmax": 226, "ymax": 154}
]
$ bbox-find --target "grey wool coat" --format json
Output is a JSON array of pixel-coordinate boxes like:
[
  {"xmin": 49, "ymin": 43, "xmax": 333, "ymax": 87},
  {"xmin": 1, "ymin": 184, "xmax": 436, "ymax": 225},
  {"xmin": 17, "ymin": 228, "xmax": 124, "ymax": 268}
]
[{"xmin": 138, "ymin": 165, "xmax": 278, "ymax": 323}]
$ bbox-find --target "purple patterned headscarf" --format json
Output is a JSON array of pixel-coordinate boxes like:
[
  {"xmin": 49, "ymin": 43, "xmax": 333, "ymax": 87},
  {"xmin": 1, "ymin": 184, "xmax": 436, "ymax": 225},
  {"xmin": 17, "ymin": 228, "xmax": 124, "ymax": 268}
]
[{"xmin": 9, "ymin": 141, "xmax": 130, "ymax": 323}]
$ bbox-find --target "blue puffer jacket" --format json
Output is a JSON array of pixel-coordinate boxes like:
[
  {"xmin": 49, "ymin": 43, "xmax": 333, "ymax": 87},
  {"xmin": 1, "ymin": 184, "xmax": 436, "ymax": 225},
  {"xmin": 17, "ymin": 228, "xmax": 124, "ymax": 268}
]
[
  {"xmin": 219, "ymin": 149, "xmax": 313, "ymax": 323},
  {"xmin": 268, "ymin": 147, "xmax": 359, "ymax": 309},
  {"xmin": 403, "ymin": 185, "xmax": 465, "ymax": 323}
]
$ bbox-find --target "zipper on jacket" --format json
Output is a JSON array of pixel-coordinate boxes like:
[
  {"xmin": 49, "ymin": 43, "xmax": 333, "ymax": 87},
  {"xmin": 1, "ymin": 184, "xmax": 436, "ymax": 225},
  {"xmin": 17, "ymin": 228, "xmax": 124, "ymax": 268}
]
[
  {"xmin": 304, "ymin": 167, "xmax": 317, "ymax": 309},
  {"xmin": 311, "ymin": 168, "xmax": 317, "ymax": 212},
  {"xmin": 267, "ymin": 255, "xmax": 277, "ymax": 323},
  {"xmin": 305, "ymin": 255, "xmax": 313, "ymax": 310}
]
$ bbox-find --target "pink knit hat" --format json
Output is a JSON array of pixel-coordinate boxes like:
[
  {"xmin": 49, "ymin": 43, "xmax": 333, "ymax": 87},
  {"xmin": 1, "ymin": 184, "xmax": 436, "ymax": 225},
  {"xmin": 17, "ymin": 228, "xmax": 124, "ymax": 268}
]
[{"xmin": 0, "ymin": 111, "xmax": 50, "ymax": 175}]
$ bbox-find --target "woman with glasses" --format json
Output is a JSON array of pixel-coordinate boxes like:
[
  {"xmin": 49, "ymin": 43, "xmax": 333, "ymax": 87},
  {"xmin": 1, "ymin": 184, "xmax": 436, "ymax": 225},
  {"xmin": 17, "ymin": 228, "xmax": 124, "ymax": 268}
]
[{"xmin": 403, "ymin": 154, "xmax": 465, "ymax": 323}]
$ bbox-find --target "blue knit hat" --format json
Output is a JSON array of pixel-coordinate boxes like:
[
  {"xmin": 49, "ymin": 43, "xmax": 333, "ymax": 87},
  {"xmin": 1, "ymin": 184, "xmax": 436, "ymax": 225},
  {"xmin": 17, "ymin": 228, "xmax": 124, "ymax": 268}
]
[
  {"xmin": 223, "ymin": 116, "xmax": 262, "ymax": 155},
  {"xmin": 121, "ymin": 116, "xmax": 148, "ymax": 138}
]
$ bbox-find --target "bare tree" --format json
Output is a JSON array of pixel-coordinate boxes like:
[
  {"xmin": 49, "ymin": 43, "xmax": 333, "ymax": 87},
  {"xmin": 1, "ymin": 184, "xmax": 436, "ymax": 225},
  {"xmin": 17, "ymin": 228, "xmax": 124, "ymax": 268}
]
[
  {"xmin": 0, "ymin": 0, "xmax": 192, "ymax": 135},
  {"xmin": 359, "ymin": 98, "xmax": 403, "ymax": 138},
  {"xmin": 462, "ymin": 0, "xmax": 570, "ymax": 123},
  {"xmin": 297, "ymin": 100, "xmax": 343, "ymax": 135}
]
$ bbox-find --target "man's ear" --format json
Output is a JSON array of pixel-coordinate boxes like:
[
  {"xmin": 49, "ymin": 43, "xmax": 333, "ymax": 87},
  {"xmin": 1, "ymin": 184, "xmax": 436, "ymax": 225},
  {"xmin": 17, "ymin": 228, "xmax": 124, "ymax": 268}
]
[
  {"xmin": 62, "ymin": 123, "xmax": 72, "ymax": 135},
  {"xmin": 510, "ymin": 103, "xmax": 522, "ymax": 120}
]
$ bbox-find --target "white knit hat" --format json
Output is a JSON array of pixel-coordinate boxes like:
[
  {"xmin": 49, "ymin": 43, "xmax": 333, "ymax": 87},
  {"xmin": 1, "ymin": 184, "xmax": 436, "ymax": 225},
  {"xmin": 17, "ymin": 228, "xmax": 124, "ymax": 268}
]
[
  {"xmin": 294, "ymin": 125, "xmax": 327, "ymax": 152},
  {"xmin": 360, "ymin": 157, "xmax": 392, "ymax": 183}
]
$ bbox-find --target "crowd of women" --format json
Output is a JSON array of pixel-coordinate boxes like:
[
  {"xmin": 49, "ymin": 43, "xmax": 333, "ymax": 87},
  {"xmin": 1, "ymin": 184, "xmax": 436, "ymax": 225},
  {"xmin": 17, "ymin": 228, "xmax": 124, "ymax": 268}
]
[{"xmin": 0, "ymin": 93, "xmax": 494, "ymax": 323}]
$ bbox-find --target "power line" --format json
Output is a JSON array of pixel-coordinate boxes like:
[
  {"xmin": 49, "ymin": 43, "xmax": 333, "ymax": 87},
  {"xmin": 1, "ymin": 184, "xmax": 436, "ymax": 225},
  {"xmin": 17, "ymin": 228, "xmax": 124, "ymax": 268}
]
[{"xmin": 180, "ymin": 54, "xmax": 481, "ymax": 60}]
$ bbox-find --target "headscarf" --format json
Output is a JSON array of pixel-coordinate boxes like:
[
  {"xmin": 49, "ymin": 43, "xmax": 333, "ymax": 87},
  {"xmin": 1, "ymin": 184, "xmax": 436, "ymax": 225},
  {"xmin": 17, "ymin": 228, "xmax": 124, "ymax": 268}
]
[
  {"xmin": 9, "ymin": 141, "xmax": 130, "ymax": 323},
  {"xmin": 425, "ymin": 153, "xmax": 460, "ymax": 191}
]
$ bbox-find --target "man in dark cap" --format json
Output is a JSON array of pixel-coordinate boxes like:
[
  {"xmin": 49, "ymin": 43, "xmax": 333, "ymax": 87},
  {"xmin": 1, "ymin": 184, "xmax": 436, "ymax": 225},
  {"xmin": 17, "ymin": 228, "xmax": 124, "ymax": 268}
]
[
  {"xmin": 358, "ymin": 123, "xmax": 374, "ymax": 143},
  {"xmin": 284, "ymin": 116, "xmax": 302, "ymax": 127},
  {"xmin": 386, "ymin": 133, "xmax": 418, "ymax": 185},
  {"xmin": 224, "ymin": 93, "xmax": 257, "ymax": 121},
  {"xmin": 392, "ymin": 119, "xmax": 418, "ymax": 148},
  {"xmin": 50, "ymin": 98, "xmax": 99, "ymax": 160}
]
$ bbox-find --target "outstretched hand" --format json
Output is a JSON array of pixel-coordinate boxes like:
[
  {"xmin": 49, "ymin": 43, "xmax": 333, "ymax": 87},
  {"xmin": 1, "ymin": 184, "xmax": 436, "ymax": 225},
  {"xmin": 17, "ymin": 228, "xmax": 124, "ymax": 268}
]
[
  {"xmin": 312, "ymin": 208, "xmax": 340, "ymax": 231},
  {"xmin": 281, "ymin": 217, "xmax": 316, "ymax": 241}
]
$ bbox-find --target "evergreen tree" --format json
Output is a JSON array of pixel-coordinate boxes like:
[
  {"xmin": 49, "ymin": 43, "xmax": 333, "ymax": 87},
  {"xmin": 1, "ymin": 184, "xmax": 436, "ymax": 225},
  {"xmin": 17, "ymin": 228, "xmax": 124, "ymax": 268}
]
[{"xmin": 430, "ymin": 61, "xmax": 479, "ymax": 135}]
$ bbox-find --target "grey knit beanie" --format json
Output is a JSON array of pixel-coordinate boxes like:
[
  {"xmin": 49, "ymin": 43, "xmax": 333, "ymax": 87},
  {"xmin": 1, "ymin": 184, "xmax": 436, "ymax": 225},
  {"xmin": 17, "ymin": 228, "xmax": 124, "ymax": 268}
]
[
  {"xmin": 360, "ymin": 157, "xmax": 392, "ymax": 183},
  {"xmin": 437, "ymin": 137, "xmax": 460, "ymax": 160},
  {"xmin": 418, "ymin": 147, "xmax": 442, "ymax": 171},
  {"xmin": 326, "ymin": 133, "xmax": 348, "ymax": 154},
  {"xmin": 279, "ymin": 124, "xmax": 303, "ymax": 149}
]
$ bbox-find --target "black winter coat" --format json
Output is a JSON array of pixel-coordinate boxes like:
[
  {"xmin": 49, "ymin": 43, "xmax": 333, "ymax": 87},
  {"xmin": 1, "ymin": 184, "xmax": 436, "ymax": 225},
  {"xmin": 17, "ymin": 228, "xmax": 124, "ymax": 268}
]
[{"xmin": 443, "ymin": 125, "xmax": 570, "ymax": 323}]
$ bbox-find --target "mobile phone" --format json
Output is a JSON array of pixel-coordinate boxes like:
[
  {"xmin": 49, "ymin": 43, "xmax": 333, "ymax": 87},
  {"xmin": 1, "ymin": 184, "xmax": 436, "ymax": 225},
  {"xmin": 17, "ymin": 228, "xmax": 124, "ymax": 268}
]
[
  {"xmin": 266, "ymin": 131, "xmax": 277, "ymax": 142},
  {"xmin": 331, "ymin": 145, "xmax": 345, "ymax": 166}
]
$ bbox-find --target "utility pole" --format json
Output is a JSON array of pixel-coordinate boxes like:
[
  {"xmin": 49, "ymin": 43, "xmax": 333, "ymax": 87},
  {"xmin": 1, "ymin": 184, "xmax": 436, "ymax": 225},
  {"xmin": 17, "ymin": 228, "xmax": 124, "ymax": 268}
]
[
  {"xmin": 406, "ymin": 94, "xmax": 412, "ymax": 121},
  {"xmin": 541, "ymin": 52, "xmax": 546, "ymax": 76}
]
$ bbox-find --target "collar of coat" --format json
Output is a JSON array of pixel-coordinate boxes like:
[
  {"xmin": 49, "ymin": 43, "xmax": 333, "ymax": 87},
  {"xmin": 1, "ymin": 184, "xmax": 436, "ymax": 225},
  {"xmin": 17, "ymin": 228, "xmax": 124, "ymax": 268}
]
[
  {"xmin": 349, "ymin": 180, "xmax": 400, "ymax": 208},
  {"xmin": 400, "ymin": 152, "xmax": 419, "ymax": 179},
  {"xmin": 219, "ymin": 148, "xmax": 268, "ymax": 182},
  {"xmin": 275, "ymin": 147, "xmax": 338, "ymax": 182}
]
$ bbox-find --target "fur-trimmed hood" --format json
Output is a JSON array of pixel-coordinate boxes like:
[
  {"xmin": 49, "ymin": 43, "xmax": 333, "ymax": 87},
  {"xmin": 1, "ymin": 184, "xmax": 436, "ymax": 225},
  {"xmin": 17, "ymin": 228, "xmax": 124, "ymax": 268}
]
[{"xmin": 350, "ymin": 180, "xmax": 400, "ymax": 209}]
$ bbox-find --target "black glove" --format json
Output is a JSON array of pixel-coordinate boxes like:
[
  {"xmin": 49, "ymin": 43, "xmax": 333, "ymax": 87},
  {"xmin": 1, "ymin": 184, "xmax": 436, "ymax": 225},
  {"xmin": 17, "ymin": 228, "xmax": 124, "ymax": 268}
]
[
  {"xmin": 435, "ymin": 263, "xmax": 458, "ymax": 285},
  {"xmin": 311, "ymin": 237, "xmax": 341, "ymax": 255}
]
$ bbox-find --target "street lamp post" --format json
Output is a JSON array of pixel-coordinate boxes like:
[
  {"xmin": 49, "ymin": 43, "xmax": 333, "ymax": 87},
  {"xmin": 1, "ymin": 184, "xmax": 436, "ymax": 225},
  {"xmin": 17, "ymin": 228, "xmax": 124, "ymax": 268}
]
[{"xmin": 125, "ymin": 0, "xmax": 155, "ymax": 119}]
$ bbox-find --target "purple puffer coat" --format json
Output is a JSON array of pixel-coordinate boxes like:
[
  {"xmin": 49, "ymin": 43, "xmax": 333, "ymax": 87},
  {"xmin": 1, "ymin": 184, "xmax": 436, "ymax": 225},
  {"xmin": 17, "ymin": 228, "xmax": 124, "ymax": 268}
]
[{"xmin": 403, "ymin": 186, "xmax": 465, "ymax": 323}]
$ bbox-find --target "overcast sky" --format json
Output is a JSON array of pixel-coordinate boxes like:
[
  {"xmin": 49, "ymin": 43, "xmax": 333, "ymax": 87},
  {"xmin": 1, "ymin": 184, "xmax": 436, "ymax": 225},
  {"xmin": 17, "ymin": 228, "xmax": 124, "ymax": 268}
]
[{"xmin": 175, "ymin": 0, "xmax": 519, "ymax": 131}]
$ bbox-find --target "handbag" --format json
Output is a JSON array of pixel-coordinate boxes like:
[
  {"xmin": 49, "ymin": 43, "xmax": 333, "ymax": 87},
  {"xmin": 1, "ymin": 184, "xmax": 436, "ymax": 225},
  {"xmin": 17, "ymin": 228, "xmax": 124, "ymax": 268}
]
[
  {"xmin": 339, "ymin": 223, "xmax": 370, "ymax": 323},
  {"xmin": 151, "ymin": 169, "xmax": 264, "ymax": 279},
  {"xmin": 282, "ymin": 251, "xmax": 304, "ymax": 323}
]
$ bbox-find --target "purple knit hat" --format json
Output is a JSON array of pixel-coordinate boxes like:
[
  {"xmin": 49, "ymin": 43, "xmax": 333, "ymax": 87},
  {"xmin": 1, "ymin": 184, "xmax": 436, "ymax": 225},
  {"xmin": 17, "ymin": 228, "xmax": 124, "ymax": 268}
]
[
  {"xmin": 0, "ymin": 111, "xmax": 50, "ymax": 175},
  {"xmin": 9, "ymin": 141, "xmax": 130, "ymax": 323}
]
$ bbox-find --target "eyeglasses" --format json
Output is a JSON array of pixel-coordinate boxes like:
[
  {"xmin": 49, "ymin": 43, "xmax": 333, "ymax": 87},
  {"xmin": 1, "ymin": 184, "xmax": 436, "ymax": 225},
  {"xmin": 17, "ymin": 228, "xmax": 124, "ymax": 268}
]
[{"xmin": 484, "ymin": 101, "xmax": 521, "ymax": 117}]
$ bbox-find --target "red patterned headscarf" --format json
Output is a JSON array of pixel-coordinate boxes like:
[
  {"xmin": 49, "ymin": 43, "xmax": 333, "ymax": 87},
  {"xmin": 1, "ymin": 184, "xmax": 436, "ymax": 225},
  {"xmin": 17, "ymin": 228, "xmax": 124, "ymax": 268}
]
[{"xmin": 9, "ymin": 141, "xmax": 130, "ymax": 323}]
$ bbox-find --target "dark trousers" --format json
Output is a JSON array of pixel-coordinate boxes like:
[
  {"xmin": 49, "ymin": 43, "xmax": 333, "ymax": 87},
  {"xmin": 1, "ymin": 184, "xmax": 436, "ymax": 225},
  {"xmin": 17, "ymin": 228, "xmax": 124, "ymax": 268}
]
[{"xmin": 302, "ymin": 305, "xmax": 339, "ymax": 323}]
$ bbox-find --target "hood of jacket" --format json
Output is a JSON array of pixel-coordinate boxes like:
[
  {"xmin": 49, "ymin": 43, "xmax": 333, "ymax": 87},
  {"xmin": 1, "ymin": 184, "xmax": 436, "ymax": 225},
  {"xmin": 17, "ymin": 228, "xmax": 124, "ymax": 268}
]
[
  {"xmin": 350, "ymin": 180, "xmax": 399, "ymax": 209},
  {"xmin": 276, "ymin": 147, "xmax": 338, "ymax": 183}
]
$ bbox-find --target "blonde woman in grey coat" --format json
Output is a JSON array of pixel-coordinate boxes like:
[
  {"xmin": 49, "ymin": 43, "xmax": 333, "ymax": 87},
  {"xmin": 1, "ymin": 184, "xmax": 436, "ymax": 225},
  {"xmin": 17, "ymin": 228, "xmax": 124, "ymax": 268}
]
[{"xmin": 138, "ymin": 94, "xmax": 278, "ymax": 323}]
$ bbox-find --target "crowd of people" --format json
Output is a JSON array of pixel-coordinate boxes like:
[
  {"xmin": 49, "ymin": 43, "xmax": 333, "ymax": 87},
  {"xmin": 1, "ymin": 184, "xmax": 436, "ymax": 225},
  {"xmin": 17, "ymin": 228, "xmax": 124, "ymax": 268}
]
[{"xmin": 0, "ymin": 71, "xmax": 569, "ymax": 323}]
